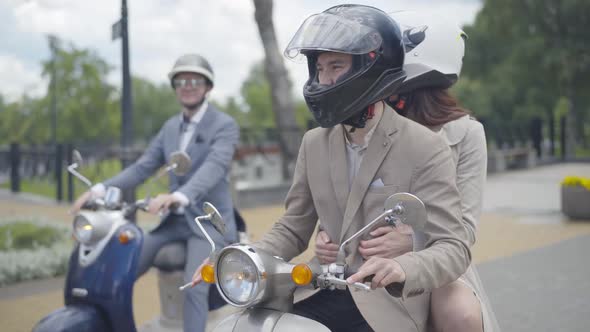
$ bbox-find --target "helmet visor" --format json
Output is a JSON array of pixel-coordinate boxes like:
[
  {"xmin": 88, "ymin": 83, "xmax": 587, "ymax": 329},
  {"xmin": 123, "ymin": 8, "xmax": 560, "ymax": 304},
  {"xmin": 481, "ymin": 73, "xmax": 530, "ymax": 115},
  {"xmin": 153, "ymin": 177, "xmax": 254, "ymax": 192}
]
[{"xmin": 284, "ymin": 13, "xmax": 383, "ymax": 62}]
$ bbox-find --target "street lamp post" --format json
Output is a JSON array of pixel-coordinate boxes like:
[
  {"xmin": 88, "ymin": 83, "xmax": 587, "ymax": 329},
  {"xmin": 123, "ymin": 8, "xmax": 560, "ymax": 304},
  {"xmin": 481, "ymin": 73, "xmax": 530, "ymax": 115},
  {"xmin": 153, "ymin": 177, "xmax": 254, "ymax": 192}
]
[
  {"xmin": 48, "ymin": 35, "xmax": 59, "ymax": 148},
  {"xmin": 120, "ymin": 0, "xmax": 133, "ymax": 157},
  {"xmin": 113, "ymin": 0, "xmax": 135, "ymax": 204},
  {"xmin": 47, "ymin": 34, "xmax": 63, "ymax": 202}
]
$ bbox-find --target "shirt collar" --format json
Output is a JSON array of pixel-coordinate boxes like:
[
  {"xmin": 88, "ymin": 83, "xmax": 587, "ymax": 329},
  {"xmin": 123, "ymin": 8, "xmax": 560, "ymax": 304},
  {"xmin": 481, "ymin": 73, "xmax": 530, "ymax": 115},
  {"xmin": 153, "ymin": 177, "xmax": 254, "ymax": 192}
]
[{"xmin": 184, "ymin": 100, "xmax": 209, "ymax": 124}]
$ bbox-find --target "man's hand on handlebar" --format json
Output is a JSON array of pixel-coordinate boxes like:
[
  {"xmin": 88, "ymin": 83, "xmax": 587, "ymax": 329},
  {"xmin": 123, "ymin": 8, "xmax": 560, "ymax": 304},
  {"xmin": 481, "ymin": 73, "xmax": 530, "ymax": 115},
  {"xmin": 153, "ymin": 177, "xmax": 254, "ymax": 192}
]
[{"xmin": 147, "ymin": 193, "xmax": 183, "ymax": 215}]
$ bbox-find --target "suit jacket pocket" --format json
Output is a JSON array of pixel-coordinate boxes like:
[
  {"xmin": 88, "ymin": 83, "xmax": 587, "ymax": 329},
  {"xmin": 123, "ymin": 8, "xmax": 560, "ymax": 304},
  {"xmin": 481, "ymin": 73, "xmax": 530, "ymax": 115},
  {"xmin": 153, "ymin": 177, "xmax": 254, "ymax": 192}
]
[{"xmin": 367, "ymin": 184, "xmax": 399, "ymax": 195}]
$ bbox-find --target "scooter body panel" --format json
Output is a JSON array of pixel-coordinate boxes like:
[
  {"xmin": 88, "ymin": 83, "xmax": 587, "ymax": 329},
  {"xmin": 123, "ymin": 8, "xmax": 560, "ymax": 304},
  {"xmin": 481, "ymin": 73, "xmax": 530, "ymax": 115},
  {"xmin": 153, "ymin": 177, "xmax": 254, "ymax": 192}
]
[
  {"xmin": 213, "ymin": 308, "xmax": 331, "ymax": 332},
  {"xmin": 64, "ymin": 222, "xmax": 143, "ymax": 332}
]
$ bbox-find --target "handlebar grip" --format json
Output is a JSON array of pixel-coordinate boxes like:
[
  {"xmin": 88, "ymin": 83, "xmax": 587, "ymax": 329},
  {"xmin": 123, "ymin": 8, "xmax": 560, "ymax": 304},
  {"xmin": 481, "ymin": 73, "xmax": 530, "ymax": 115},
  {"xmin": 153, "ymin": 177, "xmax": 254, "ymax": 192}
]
[
  {"xmin": 385, "ymin": 282, "xmax": 404, "ymax": 297},
  {"xmin": 363, "ymin": 275, "xmax": 404, "ymax": 297},
  {"xmin": 135, "ymin": 199, "xmax": 149, "ymax": 212}
]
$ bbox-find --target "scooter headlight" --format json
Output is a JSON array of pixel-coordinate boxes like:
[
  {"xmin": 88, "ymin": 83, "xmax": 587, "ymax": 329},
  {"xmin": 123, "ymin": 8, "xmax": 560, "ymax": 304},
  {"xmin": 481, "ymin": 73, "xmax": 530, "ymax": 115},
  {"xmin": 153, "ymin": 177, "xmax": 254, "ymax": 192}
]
[
  {"xmin": 73, "ymin": 215, "xmax": 93, "ymax": 244},
  {"xmin": 216, "ymin": 246, "xmax": 265, "ymax": 307},
  {"xmin": 73, "ymin": 212, "xmax": 113, "ymax": 245}
]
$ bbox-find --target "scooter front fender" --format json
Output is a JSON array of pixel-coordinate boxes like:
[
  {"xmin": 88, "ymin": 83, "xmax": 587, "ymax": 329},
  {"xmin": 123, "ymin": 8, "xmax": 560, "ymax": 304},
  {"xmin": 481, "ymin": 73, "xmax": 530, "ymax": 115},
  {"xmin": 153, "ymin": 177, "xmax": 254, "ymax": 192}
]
[
  {"xmin": 213, "ymin": 308, "xmax": 330, "ymax": 332},
  {"xmin": 32, "ymin": 304, "xmax": 109, "ymax": 332}
]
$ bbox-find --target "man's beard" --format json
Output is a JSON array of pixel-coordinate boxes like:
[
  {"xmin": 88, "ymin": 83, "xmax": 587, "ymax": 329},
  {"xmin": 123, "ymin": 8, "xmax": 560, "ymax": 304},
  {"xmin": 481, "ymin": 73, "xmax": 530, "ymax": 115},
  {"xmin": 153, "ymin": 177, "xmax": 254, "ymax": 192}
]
[{"xmin": 182, "ymin": 98, "xmax": 205, "ymax": 111}]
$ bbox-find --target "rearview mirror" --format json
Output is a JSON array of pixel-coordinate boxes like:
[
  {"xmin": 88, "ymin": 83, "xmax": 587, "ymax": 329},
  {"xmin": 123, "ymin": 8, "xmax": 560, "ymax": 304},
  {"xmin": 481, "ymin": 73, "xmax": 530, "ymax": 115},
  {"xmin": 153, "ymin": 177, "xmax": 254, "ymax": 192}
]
[
  {"xmin": 72, "ymin": 149, "xmax": 84, "ymax": 166},
  {"xmin": 192, "ymin": 202, "xmax": 227, "ymax": 255},
  {"xmin": 169, "ymin": 151, "xmax": 191, "ymax": 176},
  {"xmin": 67, "ymin": 149, "xmax": 92, "ymax": 187},
  {"xmin": 146, "ymin": 151, "xmax": 192, "ymax": 200},
  {"xmin": 202, "ymin": 202, "xmax": 226, "ymax": 235},
  {"xmin": 383, "ymin": 192, "xmax": 426, "ymax": 230}
]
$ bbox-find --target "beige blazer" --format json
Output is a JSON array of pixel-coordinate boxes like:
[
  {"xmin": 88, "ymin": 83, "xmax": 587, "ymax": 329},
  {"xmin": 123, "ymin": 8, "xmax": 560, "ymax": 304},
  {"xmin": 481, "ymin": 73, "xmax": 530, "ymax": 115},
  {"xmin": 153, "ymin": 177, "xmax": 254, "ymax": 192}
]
[
  {"xmin": 439, "ymin": 115, "xmax": 487, "ymax": 247},
  {"xmin": 440, "ymin": 115, "xmax": 501, "ymax": 332},
  {"xmin": 255, "ymin": 106, "xmax": 472, "ymax": 331}
]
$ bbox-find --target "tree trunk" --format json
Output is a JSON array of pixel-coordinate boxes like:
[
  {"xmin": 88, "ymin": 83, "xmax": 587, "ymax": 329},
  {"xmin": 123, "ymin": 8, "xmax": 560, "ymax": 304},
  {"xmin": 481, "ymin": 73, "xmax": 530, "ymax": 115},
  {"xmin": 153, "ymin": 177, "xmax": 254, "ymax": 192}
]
[
  {"xmin": 253, "ymin": 0, "xmax": 301, "ymax": 180},
  {"xmin": 565, "ymin": 96, "xmax": 577, "ymax": 159}
]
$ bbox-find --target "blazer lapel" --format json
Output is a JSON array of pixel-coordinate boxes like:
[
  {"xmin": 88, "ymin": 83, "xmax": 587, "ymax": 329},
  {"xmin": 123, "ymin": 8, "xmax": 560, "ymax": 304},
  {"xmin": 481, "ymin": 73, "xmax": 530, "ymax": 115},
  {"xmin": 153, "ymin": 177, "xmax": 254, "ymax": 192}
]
[
  {"xmin": 329, "ymin": 125, "xmax": 349, "ymax": 214},
  {"xmin": 185, "ymin": 105, "xmax": 215, "ymax": 153},
  {"xmin": 339, "ymin": 109, "xmax": 399, "ymax": 241},
  {"xmin": 170, "ymin": 114, "xmax": 183, "ymax": 152}
]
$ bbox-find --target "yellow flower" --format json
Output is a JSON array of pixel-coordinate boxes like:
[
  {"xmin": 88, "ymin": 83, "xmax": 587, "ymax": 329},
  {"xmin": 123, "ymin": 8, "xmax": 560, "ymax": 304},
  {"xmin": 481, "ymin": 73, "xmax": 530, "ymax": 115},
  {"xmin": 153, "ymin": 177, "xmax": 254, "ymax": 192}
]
[{"xmin": 562, "ymin": 176, "xmax": 590, "ymax": 191}]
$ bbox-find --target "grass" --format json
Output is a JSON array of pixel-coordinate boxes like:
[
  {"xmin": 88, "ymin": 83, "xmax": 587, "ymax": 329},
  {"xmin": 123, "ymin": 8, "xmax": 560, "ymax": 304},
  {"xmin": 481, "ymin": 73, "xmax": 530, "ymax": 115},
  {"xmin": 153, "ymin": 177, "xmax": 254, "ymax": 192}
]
[{"xmin": 575, "ymin": 146, "xmax": 590, "ymax": 158}]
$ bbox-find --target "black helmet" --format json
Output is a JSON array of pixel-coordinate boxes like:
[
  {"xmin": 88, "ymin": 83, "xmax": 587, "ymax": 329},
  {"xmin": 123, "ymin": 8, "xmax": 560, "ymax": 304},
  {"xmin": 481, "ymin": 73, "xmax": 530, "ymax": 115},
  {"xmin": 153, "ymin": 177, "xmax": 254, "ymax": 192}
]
[{"xmin": 284, "ymin": 4, "xmax": 406, "ymax": 128}]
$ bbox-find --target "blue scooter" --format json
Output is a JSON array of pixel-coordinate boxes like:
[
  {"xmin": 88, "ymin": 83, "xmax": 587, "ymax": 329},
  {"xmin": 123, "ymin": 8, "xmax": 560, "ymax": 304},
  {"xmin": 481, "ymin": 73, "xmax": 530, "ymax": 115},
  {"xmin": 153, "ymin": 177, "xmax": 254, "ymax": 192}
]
[{"xmin": 33, "ymin": 151, "xmax": 226, "ymax": 332}]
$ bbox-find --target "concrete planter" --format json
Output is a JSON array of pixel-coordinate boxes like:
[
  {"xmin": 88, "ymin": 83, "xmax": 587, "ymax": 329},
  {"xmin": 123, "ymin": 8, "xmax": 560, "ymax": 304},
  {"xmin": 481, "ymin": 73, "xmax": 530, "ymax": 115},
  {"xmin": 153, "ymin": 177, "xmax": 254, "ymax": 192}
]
[{"xmin": 561, "ymin": 185, "xmax": 590, "ymax": 220}]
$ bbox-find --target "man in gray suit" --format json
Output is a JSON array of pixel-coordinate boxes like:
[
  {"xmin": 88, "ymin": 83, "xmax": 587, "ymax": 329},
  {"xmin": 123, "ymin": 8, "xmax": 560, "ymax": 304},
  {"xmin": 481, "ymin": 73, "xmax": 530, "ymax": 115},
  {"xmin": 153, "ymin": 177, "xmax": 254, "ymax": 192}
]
[{"xmin": 72, "ymin": 54, "xmax": 239, "ymax": 332}]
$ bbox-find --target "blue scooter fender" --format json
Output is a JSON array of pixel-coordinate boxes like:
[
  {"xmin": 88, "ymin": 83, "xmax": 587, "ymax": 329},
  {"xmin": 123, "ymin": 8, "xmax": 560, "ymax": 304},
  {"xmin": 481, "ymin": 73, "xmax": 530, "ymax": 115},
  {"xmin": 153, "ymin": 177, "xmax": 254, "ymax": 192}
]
[{"xmin": 32, "ymin": 304, "xmax": 109, "ymax": 332}]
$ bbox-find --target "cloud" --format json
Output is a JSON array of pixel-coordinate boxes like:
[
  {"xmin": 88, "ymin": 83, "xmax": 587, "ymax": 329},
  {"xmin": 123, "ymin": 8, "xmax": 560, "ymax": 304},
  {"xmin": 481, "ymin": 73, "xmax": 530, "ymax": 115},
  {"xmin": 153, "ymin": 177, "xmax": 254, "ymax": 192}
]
[
  {"xmin": 0, "ymin": 54, "xmax": 47, "ymax": 100},
  {"xmin": 0, "ymin": 0, "xmax": 482, "ymax": 103}
]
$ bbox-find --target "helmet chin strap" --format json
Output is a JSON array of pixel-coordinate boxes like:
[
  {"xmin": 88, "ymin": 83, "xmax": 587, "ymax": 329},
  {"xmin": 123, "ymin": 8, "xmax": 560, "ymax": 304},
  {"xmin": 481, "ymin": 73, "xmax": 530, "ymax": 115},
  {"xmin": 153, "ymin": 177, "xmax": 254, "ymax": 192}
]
[{"xmin": 344, "ymin": 103, "xmax": 376, "ymax": 132}]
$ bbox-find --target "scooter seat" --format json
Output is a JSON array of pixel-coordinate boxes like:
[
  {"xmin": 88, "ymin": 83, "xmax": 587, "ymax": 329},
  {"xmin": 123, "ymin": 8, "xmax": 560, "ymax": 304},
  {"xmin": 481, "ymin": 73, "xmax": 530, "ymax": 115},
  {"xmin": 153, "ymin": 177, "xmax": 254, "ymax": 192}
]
[{"xmin": 153, "ymin": 242, "xmax": 186, "ymax": 271}]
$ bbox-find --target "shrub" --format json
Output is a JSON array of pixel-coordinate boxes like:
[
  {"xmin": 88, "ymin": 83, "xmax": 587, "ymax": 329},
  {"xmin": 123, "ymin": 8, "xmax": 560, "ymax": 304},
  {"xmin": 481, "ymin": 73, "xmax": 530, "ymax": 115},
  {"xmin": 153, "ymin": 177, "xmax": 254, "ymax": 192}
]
[
  {"xmin": 0, "ymin": 219, "xmax": 72, "ymax": 286},
  {"xmin": 0, "ymin": 221, "xmax": 65, "ymax": 250}
]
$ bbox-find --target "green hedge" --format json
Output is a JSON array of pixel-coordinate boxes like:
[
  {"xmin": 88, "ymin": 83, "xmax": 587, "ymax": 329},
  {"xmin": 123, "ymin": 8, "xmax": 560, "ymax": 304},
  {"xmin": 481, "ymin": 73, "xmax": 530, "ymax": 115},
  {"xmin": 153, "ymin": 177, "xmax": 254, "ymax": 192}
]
[
  {"xmin": 0, "ymin": 221, "xmax": 65, "ymax": 250},
  {"xmin": 0, "ymin": 219, "xmax": 72, "ymax": 286}
]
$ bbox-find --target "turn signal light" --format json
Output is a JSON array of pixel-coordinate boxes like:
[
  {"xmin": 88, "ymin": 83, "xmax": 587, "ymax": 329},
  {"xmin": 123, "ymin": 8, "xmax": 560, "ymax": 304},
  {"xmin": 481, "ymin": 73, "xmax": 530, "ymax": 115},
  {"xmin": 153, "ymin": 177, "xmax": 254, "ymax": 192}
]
[
  {"xmin": 118, "ymin": 230, "xmax": 134, "ymax": 244},
  {"xmin": 291, "ymin": 263, "xmax": 313, "ymax": 286},
  {"xmin": 201, "ymin": 264, "xmax": 216, "ymax": 284}
]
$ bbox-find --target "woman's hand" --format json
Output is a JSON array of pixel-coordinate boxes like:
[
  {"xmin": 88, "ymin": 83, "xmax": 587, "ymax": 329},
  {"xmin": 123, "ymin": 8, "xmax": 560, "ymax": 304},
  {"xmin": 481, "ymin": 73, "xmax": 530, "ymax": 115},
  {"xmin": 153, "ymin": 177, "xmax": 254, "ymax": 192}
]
[
  {"xmin": 358, "ymin": 226, "xmax": 413, "ymax": 259},
  {"xmin": 315, "ymin": 230, "xmax": 339, "ymax": 264}
]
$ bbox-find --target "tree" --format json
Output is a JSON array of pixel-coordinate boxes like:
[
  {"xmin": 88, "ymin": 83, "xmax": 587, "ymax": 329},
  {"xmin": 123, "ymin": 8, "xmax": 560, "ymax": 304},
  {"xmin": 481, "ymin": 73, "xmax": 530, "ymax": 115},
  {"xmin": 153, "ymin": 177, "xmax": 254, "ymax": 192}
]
[
  {"xmin": 40, "ymin": 42, "xmax": 119, "ymax": 144},
  {"xmin": 237, "ymin": 61, "xmax": 310, "ymax": 146},
  {"xmin": 460, "ymin": 0, "xmax": 590, "ymax": 152},
  {"xmin": 253, "ymin": 0, "xmax": 302, "ymax": 179},
  {"xmin": 131, "ymin": 77, "xmax": 178, "ymax": 143}
]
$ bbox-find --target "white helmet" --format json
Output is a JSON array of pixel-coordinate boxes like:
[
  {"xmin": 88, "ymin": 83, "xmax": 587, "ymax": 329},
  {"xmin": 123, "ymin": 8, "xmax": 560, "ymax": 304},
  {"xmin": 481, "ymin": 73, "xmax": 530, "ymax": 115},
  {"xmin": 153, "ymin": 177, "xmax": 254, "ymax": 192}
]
[
  {"xmin": 390, "ymin": 11, "xmax": 467, "ymax": 93},
  {"xmin": 168, "ymin": 53, "xmax": 214, "ymax": 87}
]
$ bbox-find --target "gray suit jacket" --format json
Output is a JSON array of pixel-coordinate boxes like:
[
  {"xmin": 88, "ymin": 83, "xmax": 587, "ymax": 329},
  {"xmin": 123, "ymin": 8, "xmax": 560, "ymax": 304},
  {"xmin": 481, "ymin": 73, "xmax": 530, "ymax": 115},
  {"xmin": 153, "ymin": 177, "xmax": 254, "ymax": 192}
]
[
  {"xmin": 104, "ymin": 104, "xmax": 239, "ymax": 242},
  {"xmin": 255, "ymin": 106, "xmax": 471, "ymax": 331}
]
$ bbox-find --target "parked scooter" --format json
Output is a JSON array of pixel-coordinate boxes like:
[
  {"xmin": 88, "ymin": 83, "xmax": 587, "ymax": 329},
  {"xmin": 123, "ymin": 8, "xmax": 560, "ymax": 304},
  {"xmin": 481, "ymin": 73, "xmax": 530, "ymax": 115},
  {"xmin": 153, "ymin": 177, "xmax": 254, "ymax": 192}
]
[
  {"xmin": 192, "ymin": 193, "xmax": 427, "ymax": 331},
  {"xmin": 33, "ymin": 151, "xmax": 225, "ymax": 332}
]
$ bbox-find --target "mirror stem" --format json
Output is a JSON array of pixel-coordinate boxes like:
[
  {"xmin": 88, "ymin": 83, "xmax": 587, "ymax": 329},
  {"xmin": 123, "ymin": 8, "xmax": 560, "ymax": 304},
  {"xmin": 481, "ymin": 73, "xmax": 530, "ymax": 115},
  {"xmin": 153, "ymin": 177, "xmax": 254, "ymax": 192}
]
[
  {"xmin": 67, "ymin": 163, "xmax": 92, "ymax": 187},
  {"xmin": 145, "ymin": 162, "xmax": 179, "ymax": 201},
  {"xmin": 195, "ymin": 214, "xmax": 216, "ymax": 252},
  {"xmin": 336, "ymin": 208, "xmax": 396, "ymax": 264}
]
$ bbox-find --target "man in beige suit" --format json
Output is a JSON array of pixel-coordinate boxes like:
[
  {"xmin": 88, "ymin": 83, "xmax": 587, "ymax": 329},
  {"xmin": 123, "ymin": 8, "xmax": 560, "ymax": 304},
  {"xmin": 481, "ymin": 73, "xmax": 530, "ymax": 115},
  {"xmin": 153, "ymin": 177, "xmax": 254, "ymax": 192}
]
[{"xmin": 193, "ymin": 5, "xmax": 471, "ymax": 331}]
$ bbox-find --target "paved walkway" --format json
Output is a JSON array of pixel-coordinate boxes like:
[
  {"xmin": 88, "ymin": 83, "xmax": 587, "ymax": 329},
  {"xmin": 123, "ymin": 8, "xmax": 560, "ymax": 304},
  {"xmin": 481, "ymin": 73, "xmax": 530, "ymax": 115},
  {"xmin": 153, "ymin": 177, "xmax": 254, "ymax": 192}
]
[{"xmin": 1, "ymin": 163, "xmax": 589, "ymax": 331}]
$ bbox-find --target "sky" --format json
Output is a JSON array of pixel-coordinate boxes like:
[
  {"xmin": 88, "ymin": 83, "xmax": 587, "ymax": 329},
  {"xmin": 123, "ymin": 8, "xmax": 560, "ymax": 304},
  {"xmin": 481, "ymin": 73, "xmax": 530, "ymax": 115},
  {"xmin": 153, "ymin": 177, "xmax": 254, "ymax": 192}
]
[{"xmin": 0, "ymin": 0, "xmax": 482, "ymax": 104}]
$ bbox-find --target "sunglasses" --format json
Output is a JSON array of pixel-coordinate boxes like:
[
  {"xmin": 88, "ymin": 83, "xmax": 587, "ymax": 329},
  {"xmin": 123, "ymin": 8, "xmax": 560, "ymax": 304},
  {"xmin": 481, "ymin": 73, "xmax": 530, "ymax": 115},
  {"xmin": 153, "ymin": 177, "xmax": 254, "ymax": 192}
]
[{"xmin": 173, "ymin": 78, "xmax": 207, "ymax": 89}]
